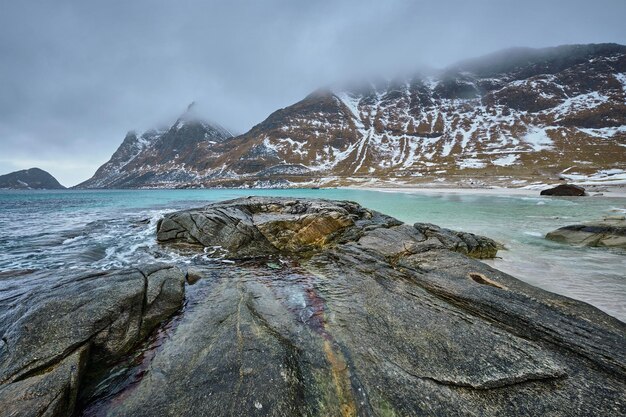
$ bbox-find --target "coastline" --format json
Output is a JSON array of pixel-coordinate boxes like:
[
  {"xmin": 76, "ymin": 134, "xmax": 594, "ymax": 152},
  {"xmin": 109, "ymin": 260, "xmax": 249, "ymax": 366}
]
[
  {"xmin": 2, "ymin": 194, "xmax": 625, "ymax": 416},
  {"xmin": 350, "ymin": 184, "xmax": 626, "ymax": 198}
]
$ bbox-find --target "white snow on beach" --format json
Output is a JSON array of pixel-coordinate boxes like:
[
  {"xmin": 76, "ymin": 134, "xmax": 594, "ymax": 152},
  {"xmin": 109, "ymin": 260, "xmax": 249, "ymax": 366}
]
[{"xmin": 560, "ymin": 168, "xmax": 626, "ymax": 185}]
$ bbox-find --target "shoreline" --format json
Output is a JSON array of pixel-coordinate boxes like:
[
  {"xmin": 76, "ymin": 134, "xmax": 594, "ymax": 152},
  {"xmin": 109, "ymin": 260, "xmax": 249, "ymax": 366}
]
[
  {"xmin": 2, "ymin": 184, "xmax": 626, "ymax": 199},
  {"xmin": 350, "ymin": 184, "xmax": 626, "ymax": 198}
]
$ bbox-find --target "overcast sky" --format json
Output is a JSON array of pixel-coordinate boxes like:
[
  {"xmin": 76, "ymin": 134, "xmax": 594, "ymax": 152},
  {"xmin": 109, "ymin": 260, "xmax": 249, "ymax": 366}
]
[{"xmin": 1, "ymin": 0, "xmax": 625, "ymax": 186}]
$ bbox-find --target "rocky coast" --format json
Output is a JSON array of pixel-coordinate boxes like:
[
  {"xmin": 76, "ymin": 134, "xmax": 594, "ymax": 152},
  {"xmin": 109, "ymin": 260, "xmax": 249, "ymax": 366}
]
[{"xmin": 1, "ymin": 197, "xmax": 624, "ymax": 416}]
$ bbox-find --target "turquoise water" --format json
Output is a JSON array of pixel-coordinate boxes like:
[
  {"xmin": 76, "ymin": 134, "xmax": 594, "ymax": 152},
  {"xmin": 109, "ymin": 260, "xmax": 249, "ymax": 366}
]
[{"xmin": 1, "ymin": 188, "xmax": 625, "ymax": 320}]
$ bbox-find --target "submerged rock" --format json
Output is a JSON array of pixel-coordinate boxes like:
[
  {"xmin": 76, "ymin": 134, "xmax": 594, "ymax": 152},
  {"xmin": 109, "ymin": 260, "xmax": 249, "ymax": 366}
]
[
  {"xmin": 546, "ymin": 218, "xmax": 626, "ymax": 249},
  {"xmin": 0, "ymin": 265, "xmax": 185, "ymax": 417},
  {"xmin": 540, "ymin": 183, "xmax": 586, "ymax": 196}
]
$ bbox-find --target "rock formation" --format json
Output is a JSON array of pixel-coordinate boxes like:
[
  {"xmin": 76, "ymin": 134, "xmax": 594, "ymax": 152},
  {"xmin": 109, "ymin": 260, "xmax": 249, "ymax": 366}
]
[
  {"xmin": 0, "ymin": 265, "xmax": 185, "ymax": 416},
  {"xmin": 121, "ymin": 197, "xmax": 621, "ymax": 416},
  {"xmin": 546, "ymin": 218, "xmax": 626, "ymax": 248},
  {"xmin": 2, "ymin": 198, "xmax": 624, "ymax": 416}
]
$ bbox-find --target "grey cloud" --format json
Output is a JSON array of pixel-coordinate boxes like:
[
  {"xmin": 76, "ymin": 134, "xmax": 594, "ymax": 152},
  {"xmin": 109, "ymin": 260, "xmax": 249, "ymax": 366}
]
[{"xmin": 1, "ymin": 0, "xmax": 625, "ymax": 185}]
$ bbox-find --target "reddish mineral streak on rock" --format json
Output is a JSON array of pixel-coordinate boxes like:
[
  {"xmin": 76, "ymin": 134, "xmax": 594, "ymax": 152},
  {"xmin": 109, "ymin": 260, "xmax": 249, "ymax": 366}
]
[
  {"xmin": 255, "ymin": 265, "xmax": 330, "ymax": 336},
  {"xmin": 304, "ymin": 286, "xmax": 331, "ymax": 339},
  {"xmin": 256, "ymin": 264, "xmax": 357, "ymax": 416}
]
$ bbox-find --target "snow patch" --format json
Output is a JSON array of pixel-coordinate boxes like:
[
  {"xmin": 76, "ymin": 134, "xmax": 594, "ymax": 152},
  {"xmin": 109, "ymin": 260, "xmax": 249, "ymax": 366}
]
[
  {"xmin": 522, "ymin": 127, "xmax": 553, "ymax": 151},
  {"xmin": 550, "ymin": 91, "xmax": 609, "ymax": 118},
  {"xmin": 577, "ymin": 126, "xmax": 626, "ymax": 138},
  {"xmin": 457, "ymin": 158, "xmax": 487, "ymax": 169},
  {"xmin": 492, "ymin": 154, "xmax": 519, "ymax": 166},
  {"xmin": 560, "ymin": 169, "xmax": 626, "ymax": 185},
  {"xmin": 334, "ymin": 92, "xmax": 365, "ymax": 130},
  {"xmin": 614, "ymin": 73, "xmax": 626, "ymax": 94}
]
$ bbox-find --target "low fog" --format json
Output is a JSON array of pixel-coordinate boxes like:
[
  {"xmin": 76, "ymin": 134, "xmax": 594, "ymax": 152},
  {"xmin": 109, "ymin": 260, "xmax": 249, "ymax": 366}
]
[{"xmin": 2, "ymin": 0, "xmax": 625, "ymax": 186}]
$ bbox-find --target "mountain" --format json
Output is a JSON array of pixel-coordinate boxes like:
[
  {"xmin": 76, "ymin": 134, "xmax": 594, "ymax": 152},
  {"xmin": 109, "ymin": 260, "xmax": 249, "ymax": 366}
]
[
  {"xmin": 80, "ymin": 43, "xmax": 626, "ymax": 189},
  {"xmin": 76, "ymin": 103, "xmax": 234, "ymax": 188},
  {"xmin": 0, "ymin": 168, "xmax": 66, "ymax": 189}
]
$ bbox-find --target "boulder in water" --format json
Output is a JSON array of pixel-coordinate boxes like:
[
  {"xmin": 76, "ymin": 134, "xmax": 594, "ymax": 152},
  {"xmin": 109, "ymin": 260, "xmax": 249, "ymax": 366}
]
[
  {"xmin": 540, "ymin": 184, "xmax": 586, "ymax": 196},
  {"xmin": 546, "ymin": 218, "xmax": 626, "ymax": 249}
]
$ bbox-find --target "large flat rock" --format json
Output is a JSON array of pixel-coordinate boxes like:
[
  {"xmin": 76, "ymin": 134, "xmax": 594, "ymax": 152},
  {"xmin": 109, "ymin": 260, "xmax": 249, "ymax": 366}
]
[
  {"xmin": 80, "ymin": 196, "xmax": 624, "ymax": 416},
  {"xmin": 156, "ymin": 197, "xmax": 498, "ymax": 259}
]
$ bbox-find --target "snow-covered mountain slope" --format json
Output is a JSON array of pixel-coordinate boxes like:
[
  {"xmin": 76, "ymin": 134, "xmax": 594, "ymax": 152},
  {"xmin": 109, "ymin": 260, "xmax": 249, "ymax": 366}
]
[
  {"xmin": 213, "ymin": 43, "xmax": 626, "ymax": 185},
  {"xmin": 77, "ymin": 105, "xmax": 234, "ymax": 188},
  {"xmin": 80, "ymin": 44, "xmax": 626, "ymax": 188}
]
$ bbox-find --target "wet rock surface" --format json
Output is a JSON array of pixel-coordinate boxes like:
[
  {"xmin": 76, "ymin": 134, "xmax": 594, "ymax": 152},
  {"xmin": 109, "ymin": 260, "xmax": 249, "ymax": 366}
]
[
  {"xmin": 0, "ymin": 265, "xmax": 185, "ymax": 417},
  {"xmin": 546, "ymin": 218, "xmax": 626, "ymax": 249},
  {"xmin": 156, "ymin": 197, "xmax": 498, "ymax": 260},
  {"xmin": 3, "ymin": 197, "xmax": 625, "ymax": 416},
  {"xmin": 98, "ymin": 196, "xmax": 623, "ymax": 417}
]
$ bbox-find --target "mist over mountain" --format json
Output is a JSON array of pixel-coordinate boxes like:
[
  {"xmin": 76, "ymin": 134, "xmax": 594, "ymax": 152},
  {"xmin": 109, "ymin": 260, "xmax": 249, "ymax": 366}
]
[
  {"xmin": 2, "ymin": 0, "xmax": 626, "ymax": 186},
  {"xmin": 2, "ymin": 2, "xmax": 626, "ymax": 414},
  {"xmin": 77, "ymin": 43, "xmax": 626, "ymax": 189}
]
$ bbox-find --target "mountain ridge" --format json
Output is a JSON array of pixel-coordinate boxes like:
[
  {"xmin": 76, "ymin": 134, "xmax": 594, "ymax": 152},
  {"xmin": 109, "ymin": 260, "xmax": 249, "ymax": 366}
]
[
  {"xmin": 76, "ymin": 106, "xmax": 234, "ymax": 188},
  {"xmin": 77, "ymin": 43, "xmax": 626, "ymax": 189}
]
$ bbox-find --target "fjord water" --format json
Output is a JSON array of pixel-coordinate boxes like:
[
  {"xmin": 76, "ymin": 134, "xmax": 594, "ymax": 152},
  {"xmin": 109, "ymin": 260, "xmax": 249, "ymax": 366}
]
[{"xmin": 1, "ymin": 188, "xmax": 624, "ymax": 321}]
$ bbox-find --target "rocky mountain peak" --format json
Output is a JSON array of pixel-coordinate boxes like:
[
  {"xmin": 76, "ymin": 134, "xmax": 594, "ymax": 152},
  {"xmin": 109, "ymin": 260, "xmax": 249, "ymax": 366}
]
[
  {"xmin": 169, "ymin": 102, "xmax": 232, "ymax": 139},
  {"xmin": 78, "ymin": 43, "xmax": 626, "ymax": 189},
  {"xmin": 76, "ymin": 103, "xmax": 235, "ymax": 188}
]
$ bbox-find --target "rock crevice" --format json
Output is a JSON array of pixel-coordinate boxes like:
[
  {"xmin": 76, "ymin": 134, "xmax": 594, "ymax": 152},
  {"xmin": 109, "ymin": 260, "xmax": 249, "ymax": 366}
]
[{"xmin": 0, "ymin": 265, "xmax": 185, "ymax": 417}]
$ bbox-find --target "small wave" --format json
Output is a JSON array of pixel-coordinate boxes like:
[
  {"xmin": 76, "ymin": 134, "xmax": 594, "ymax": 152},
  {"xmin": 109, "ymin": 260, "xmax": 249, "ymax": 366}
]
[
  {"xmin": 62, "ymin": 235, "xmax": 87, "ymax": 245},
  {"xmin": 608, "ymin": 207, "xmax": 626, "ymax": 214}
]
